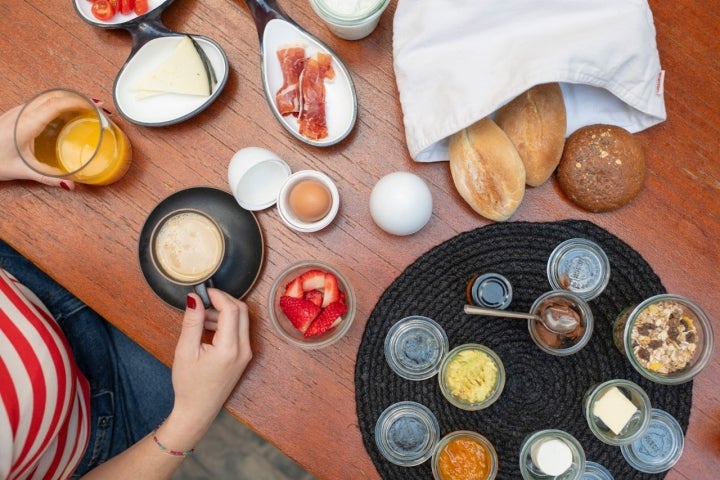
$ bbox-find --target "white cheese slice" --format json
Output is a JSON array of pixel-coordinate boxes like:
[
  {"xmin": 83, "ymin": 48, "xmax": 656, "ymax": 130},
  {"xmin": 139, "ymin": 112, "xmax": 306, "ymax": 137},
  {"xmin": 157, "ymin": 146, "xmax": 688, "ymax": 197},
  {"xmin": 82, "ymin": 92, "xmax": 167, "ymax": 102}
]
[
  {"xmin": 131, "ymin": 36, "xmax": 211, "ymax": 98},
  {"xmin": 592, "ymin": 386, "xmax": 638, "ymax": 435}
]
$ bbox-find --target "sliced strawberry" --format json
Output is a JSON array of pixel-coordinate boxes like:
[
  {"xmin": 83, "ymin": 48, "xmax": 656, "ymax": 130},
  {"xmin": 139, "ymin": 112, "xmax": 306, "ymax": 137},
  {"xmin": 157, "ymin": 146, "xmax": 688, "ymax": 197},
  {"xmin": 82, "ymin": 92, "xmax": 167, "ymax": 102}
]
[
  {"xmin": 321, "ymin": 272, "xmax": 341, "ymax": 307},
  {"xmin": 300, "ymin": 269, "xmax": 326, "ymax": 292},
  {"xmin": 305, "ymin": 300, "xmax": 347, "ymax": 337},
  {"xmin": 284, "ymin": 276, "xmax": 304, "ymax": 298},
  {"xmin": 279, "ymin": 296, "xmax": 321, "ymax": 333},
  {"xmin": 304, "ymin": 289, "xmax": 323, "ymax": 307}
]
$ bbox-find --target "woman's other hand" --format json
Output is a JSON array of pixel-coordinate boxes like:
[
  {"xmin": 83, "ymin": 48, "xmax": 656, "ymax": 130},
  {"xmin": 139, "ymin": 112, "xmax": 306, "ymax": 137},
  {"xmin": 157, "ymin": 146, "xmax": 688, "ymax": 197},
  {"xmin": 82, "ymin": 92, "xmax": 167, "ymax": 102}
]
[{"xmin": 165, "ymin": 289, "xmax": 253, "ymax": 441}]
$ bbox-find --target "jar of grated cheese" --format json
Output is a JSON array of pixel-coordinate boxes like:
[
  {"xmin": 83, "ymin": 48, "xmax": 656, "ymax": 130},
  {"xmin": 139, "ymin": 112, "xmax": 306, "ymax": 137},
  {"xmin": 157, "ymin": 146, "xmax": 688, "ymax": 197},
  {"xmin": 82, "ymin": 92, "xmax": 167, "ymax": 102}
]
[{"xmin": 309, "ymin": 0, "xmax": 390, "ymax": 40}]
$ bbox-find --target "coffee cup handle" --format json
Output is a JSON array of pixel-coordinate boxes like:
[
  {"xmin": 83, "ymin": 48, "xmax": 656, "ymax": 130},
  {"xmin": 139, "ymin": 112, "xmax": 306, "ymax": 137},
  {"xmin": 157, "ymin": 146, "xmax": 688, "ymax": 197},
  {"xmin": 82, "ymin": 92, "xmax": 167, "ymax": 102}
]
[{"xmin": 194, "ymin": 278, "xmax": 215, "ymax": 309}]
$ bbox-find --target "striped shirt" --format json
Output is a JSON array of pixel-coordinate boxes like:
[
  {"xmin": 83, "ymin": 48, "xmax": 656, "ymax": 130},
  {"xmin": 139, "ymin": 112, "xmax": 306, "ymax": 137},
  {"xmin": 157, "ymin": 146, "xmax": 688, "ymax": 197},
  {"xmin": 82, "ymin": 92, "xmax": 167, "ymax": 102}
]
[{"xmin": 0, "ymin": 269, "xmax": 90, "ymax": 480}]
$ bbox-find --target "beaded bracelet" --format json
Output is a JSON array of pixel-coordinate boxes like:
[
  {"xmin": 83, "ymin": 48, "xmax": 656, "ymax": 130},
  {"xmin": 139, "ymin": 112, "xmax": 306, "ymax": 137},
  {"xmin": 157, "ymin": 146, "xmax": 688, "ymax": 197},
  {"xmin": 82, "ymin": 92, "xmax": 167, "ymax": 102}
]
[{"xmin": 152, "ymin": 426, "xmax": 195, "ymax": 457}]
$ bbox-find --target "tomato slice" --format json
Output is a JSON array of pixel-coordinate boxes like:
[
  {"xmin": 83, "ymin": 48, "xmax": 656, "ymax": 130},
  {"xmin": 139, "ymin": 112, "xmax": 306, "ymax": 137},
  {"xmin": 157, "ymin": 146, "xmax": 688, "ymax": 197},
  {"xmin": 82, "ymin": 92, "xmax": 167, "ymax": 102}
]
[
  {"xmin": 120, "ymin": 0, "xmax": 133, "ymax": 15},
  {"xmin": 134, "ymin": 0, "xmax": 149, "ymax": 15},
  {"xmin": 91, "ymin": 0, "xmax": 115, "ymax": 21}
]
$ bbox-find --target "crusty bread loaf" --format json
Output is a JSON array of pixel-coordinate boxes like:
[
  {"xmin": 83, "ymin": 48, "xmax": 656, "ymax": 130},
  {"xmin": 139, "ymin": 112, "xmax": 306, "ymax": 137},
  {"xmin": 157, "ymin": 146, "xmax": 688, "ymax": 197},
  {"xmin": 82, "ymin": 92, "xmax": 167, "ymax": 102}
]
[
  {"xmin": 448, "ymin": 117, "xmax": 526, "ymax": 221},
  {"xmin": 495, "ymin": 83, "xmax": 567, "ymax": 187},
  {"xmin": 557, "ymin": 124, "xmax": 645, "ymax": 212}
]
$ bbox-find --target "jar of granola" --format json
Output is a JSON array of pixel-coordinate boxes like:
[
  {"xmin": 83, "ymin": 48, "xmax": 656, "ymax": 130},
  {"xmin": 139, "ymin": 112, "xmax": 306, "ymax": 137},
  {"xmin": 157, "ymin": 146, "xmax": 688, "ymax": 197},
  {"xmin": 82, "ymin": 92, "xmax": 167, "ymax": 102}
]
[{"xmin": 614, "ymin": 294, "xmax": 714, "ymax": 384}]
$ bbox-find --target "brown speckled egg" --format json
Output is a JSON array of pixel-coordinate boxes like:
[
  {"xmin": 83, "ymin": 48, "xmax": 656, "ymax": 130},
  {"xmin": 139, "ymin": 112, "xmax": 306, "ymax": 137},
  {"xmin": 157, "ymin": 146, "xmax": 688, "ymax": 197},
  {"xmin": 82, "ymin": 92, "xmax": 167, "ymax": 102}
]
[{"xmin": 288, "ymin": 179, "xmax": 332, "ymax": 222}]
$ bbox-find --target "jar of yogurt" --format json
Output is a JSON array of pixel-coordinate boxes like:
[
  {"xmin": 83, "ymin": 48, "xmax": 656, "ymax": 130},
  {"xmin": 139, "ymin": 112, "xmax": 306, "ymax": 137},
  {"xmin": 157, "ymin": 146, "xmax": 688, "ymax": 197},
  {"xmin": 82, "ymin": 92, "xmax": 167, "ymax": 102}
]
[{"xmin": 309, "ymin": 0, "xmax": 391, "ymax": 40}]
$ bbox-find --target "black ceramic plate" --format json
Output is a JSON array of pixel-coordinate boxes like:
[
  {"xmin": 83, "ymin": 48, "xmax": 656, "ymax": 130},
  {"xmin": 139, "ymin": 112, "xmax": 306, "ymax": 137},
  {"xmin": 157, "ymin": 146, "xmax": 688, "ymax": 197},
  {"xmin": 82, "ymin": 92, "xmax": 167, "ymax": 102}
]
[{"xmin": 139, "ymin": 187, "xmax": 264, "ymax": 309}]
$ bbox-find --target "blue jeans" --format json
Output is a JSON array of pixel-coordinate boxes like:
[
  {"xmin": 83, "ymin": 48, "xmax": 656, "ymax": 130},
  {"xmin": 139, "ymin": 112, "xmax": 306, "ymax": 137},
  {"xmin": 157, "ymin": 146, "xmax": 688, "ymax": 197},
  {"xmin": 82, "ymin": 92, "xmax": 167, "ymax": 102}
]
[{"xmin": 0, "ymin": 239, "xmax": 174, "ymax": 477}]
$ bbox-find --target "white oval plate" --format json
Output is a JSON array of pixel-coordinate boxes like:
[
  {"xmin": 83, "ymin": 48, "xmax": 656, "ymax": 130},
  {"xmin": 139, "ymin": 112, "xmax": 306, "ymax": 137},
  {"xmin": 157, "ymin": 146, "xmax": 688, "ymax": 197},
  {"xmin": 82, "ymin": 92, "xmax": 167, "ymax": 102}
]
[
  {"xmin": 114, "ymin": 35, "xmax": 228, "ymax": 126},
  {"xmin": 73, "ymin": 0, "xmax": 171, "ymax": 26},
  {"xmin": 261, "ymin": 19, "xmax": 357, "ymax": 147}
]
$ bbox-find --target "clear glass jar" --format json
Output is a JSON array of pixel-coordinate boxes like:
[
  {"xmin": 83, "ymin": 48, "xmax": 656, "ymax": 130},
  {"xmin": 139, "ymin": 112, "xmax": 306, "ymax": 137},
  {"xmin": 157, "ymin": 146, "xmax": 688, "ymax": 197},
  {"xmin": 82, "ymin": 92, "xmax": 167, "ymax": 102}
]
[
  {"xmin": 309, "ymin": 0, "xmax": 390, "ymax": 40},
  {"xmin": 519, "ymin": 429, "xmax": 586, "ymax": 480}
]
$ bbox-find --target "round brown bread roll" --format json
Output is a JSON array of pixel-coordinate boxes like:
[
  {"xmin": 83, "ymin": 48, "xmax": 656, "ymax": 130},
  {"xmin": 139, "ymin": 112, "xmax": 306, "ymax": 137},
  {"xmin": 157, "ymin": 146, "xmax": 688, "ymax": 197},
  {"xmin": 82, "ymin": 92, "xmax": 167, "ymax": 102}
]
[
  {"xmin": 495, "ymin": 83, "xmax": 567, "ymax": 187},
  {"xmin": 449, "ymin": 117, "xmax": 526, "ymax": 221},
  {"xmin": 557, "ymin": 124, "xmax": 645, "ymax": 212}
]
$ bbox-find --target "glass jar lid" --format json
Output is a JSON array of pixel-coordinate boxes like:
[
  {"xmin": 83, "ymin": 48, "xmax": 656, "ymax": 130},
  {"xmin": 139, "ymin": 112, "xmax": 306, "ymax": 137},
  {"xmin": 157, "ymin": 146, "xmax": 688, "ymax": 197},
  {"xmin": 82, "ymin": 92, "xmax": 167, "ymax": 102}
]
[
  {"xmin": 620, "ymin": 408, "xmax": 684, "ymax": 473},
  {"xmin": 467, "ymin": 272, "xmax": 513, "ymax": 310},
  {"xmin": 547, "ymin": 238, "xmax": 611, "ymax": 300}
]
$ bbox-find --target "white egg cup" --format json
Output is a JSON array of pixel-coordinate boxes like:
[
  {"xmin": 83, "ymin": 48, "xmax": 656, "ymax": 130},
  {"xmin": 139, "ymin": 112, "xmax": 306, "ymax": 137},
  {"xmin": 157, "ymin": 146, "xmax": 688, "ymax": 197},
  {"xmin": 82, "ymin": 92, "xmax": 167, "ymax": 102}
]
[
  {"xmin": 228, "ymin": 147, "xmax": 339, "ymax": 233},
  {"xmin": 277, "ymin": 171, "xmax": 340, "ymax": 233}
]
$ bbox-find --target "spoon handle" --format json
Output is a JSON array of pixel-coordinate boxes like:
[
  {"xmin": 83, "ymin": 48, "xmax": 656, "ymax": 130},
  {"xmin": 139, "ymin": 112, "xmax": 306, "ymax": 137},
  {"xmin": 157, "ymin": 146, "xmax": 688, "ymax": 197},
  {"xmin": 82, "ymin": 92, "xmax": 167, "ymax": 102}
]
[{"xmin": 463, "ymin": 304, "xmax": 536, "ymax": 320}]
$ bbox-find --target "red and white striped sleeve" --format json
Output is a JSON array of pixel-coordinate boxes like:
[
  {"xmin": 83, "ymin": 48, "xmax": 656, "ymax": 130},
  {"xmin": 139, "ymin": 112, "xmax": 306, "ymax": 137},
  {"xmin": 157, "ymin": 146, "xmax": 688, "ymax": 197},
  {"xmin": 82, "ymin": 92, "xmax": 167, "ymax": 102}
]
[{"xmin": 0, "ymin": 269, "xmax": 90, "ymax": 480}]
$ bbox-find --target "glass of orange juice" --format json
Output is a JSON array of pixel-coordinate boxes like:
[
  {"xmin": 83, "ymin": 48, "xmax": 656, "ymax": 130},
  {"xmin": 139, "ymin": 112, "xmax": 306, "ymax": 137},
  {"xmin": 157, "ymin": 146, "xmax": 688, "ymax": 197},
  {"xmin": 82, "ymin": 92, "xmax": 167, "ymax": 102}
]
[{"xmin": 13, "ymin": 88, "xmax": 132, "ymax": 185}]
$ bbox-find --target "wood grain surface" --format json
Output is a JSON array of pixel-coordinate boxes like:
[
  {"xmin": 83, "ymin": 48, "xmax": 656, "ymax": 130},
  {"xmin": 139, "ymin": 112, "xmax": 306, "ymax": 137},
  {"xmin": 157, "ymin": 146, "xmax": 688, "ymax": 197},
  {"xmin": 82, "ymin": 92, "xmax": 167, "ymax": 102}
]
[{"xmin": 1, "ymin": 1, "xmax": 718, "ymax": 479}]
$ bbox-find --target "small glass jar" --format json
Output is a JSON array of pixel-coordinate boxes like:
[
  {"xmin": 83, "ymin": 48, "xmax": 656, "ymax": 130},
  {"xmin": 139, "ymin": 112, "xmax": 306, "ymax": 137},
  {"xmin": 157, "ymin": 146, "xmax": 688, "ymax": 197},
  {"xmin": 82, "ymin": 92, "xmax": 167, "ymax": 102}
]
[
  {"xmin": 438, "ymin": 344, "xmax": 505, "ymax": 411},
  {"xmin": 613, "ymin": 294, "xmax": 714, "ymax": 385},
  {"xmin": 519, "ymin": 430, "xmax": 586, "ymax": 480},
  {"xmin": 528, "ymin": 290, "xmax": 594, "ymax": 356},
  {"xmin": 582, "ymin": 461, "xmax": 614, "ymax": 479},
  {"xmin": 374, "ymin": 401, "xmax": 440, "ymax": 466},
  {"xmin": 546, "ymin": 238, "xmax": 610, "ymax": 301},
  {"xmin": 583, "ymin": 379, "xmax": 651, "ymax": 446},
  {"xmin": 384, "ymin": 315, "xmax": 449, "ymax": 381},
  {"xmin": 466, "ymin": 273, "xmax": 513, "ymax": 310},
  {"xmin": 309, "ymin": 0, "xmax": 390, "ymax": 40},
  {"xmin": 432, "ymin": 430, "xmax": 498, "ymax": 480},
  {"xmin": 620, "ymin": 408, "xmax": 684, "ymax": 473}
]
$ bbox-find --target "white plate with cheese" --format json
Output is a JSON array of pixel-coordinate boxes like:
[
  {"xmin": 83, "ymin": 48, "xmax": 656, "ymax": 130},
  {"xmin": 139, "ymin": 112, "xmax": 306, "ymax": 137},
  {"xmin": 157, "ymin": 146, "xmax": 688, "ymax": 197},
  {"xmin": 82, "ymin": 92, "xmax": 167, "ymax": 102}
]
[{"xmin": 114, "ymin": 34, "xmax": 229, "ymax": 126}]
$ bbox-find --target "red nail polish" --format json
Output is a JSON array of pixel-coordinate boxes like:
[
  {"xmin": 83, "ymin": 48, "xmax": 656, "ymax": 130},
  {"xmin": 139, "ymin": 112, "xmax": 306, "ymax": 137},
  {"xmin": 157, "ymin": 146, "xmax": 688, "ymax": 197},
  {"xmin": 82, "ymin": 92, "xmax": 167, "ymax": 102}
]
[
  {"xmin": 60, "ymin": 181, "xmax": 71, "ymax": 191},
  {"xmin": 186, "ymin": 295, "xmax": 197, "ymax": 310}
]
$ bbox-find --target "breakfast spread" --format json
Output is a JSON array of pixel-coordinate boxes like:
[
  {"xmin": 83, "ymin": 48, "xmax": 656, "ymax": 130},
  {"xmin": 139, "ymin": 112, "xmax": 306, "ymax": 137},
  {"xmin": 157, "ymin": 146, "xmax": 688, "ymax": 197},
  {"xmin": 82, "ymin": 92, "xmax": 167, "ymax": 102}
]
[
  {"xmin": 443, "ymin": 348, "xmax": 499, "ymax": 404},
  {"xmin": 557, "ymin": 124, "xmax": 646, "ymax": 212},
  {"xmin": 436, "ymin": 434, "xmax": 493, "ymax": 480},
  {"xmin": 592, "ymin": 386, "xmax": 638, "ymax": 435},
  {"xmin": 276, "ymin": 47, "xmax": 335, "ymax": 140},
  {"xmin": 278, "ymin": 268, "xmax": 348, "ymax": 337},
  {"xmin": 533, "ymin": 297, "xmax": 587, "ymax": 350},
  {"xmin": 131, "ymin": 36, "xmax": 215, "ymax": 99}
]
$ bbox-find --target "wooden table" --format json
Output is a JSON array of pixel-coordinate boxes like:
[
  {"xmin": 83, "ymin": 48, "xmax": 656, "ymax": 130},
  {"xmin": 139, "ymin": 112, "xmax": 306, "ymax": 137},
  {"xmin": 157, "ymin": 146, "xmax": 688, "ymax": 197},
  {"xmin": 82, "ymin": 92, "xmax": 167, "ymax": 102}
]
[{"xmin": 1, "ymin": 1, "xmax": 718, "ymax": 478}]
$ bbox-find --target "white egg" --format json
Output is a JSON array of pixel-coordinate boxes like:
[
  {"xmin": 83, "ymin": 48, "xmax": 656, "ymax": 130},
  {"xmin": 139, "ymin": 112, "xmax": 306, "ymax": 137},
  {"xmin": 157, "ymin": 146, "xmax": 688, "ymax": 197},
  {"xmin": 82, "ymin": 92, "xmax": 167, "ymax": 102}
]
[{"xmin": 369, "ymin": 172, "xmax": 433, "ymax": 236}]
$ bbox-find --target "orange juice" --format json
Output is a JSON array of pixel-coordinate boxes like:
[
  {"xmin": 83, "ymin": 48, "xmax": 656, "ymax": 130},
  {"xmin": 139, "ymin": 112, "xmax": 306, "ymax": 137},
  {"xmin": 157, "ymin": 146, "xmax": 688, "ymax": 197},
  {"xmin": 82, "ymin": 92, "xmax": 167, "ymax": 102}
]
[
  {"xmin": 56, "ymin": 113, "xmax": 132, "ymax": 185},
  {"xmin": 32, "ymin": 111, "xmax": 132, "ymax": 185}
]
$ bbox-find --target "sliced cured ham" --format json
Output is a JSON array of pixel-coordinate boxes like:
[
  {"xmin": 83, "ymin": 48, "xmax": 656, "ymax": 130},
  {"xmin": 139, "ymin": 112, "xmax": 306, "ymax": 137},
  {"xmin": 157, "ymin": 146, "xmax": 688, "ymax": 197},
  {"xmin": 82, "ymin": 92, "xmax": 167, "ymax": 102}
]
[
  {"xmin": 298, "ymin": 53, "xmax": 335, "ymax": 141},
  {"xmin": 276, "ymin": 47, "xmax": 306, "ymax": 116}
]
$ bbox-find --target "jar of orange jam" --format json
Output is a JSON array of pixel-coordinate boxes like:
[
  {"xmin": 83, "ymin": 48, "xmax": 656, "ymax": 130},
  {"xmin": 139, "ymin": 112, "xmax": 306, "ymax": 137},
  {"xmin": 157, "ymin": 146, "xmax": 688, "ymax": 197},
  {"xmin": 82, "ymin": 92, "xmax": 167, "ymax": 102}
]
[{"xmin": 432, "ymin": 431, "xmax": 498, "ymax": 480}]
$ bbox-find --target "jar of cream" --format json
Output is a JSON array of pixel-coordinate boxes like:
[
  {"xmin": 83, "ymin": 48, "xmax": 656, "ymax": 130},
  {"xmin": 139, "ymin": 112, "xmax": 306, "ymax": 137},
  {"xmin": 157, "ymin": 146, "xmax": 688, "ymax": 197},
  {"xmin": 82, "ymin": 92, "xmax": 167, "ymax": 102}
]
[{"xmin": 309, "ymin": 0, "xmax": 391, "ymax": 40}]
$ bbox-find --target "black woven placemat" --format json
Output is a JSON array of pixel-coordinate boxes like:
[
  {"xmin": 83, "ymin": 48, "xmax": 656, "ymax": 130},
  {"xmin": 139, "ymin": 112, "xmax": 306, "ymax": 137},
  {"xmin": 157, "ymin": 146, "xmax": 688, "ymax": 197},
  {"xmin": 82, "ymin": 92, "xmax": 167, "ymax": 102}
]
[{"xmin": 355, "ymin": 220, "xmax": 692, "ymax": 479}]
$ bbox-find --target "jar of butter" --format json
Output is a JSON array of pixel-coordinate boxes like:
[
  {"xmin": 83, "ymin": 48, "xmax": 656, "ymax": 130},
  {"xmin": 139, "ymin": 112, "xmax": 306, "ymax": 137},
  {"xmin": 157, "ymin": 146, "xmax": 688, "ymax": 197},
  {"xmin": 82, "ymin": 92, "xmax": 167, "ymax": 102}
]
[{"xmin": 309, "ymin": 0, "xmax": 391, "ymax": 40}]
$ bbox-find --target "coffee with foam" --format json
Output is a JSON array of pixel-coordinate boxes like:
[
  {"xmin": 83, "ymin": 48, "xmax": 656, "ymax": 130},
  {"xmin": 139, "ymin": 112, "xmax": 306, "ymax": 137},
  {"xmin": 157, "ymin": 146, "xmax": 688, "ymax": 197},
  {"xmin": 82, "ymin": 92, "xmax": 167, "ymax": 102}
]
[{"xmin": 153, "ymin": 211, "xmax": 224, "ymax": 284}]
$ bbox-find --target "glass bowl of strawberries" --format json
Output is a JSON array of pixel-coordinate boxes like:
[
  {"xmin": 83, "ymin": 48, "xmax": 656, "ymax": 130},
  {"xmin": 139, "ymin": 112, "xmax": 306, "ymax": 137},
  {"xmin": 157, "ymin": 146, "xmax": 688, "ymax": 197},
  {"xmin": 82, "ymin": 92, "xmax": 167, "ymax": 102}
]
[{"xmin": 269, "ymin": 260, "xmax": 356, "ymax": 349}]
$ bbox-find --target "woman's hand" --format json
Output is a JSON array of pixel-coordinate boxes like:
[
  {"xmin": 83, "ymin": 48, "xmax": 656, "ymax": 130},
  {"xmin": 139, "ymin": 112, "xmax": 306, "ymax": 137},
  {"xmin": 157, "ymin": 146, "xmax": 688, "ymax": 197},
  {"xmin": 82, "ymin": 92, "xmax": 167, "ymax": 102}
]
[
  {"xmin": 0, "ymin": 104, "xmax": 75, "ymax": 189},
  {"xmin": 162, "ymin": 289, "xmax": 253, "ymax": 447}
]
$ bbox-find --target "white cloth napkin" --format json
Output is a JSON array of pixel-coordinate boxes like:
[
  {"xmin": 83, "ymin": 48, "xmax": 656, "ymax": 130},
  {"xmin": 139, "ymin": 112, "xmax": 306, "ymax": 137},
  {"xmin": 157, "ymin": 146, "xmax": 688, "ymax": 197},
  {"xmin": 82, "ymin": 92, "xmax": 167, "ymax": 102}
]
[{"xmin": 393, "ymin": 0, "xmax": 666, "ymax": 162}]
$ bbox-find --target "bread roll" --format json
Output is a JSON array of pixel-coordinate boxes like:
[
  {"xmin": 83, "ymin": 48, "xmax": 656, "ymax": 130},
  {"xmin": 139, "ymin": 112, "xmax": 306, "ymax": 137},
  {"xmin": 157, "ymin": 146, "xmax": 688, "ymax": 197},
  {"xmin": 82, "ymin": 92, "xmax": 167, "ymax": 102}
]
[
  {"xmin": 449, "ymin": 117, "xmax": 526, "ymax": 221},
  {"xmin": 556, "ymin": 124, "xmax": 645, "ymax": 212},
  {"xmin": 495, "ymin": 83, "xmax": 567, "ymax": 186}
]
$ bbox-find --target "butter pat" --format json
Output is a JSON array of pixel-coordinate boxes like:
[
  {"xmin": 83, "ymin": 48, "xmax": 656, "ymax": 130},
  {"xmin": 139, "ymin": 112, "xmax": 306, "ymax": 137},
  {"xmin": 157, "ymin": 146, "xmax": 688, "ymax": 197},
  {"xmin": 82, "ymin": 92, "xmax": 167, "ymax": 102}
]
[
  {"xmin": 132, "ymin": 36, "xmax": 213, "ymax": 99},
  {"xmin": 593, "ymin": 386, "xmax": 638, "ymax": 435}
]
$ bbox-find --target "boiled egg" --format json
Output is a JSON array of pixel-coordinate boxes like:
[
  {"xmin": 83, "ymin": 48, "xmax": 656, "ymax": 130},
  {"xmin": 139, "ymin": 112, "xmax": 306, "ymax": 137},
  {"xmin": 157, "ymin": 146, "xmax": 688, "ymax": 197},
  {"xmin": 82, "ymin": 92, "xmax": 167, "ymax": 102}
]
[{"xmin": 288, "ymin": 179, "xmax": 333, "ymax": 222}]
